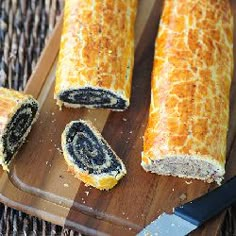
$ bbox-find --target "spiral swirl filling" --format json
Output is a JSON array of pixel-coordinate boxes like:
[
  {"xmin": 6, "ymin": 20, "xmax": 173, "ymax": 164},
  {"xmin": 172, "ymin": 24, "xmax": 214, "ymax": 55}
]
[
  {"xmin": 65, "ymin": 122, "xmax": 123, "ymax": 175},
  {"xmin": 2, "ymin": 101, "xmax": 38, "ymax": 164},
  {"xmin": 59, "ymin": 88, "xmax": 126, "ymax": 110}
]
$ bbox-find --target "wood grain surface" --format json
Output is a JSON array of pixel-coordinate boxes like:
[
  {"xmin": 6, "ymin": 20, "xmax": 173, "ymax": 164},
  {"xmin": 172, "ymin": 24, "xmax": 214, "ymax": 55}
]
[{"xmin": 0, "ymin": 0, "xmax": 235, "ymax": 235}]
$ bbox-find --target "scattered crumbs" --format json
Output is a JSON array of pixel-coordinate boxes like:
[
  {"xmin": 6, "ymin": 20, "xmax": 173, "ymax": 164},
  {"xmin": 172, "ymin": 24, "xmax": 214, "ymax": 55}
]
[
  {"xmin": 45, "ymin": 161, "xmax": 48, "ymax": 165},
  {"xmin": 56, "ymin": 147, "xmax": 63, "ymax": 153},
  {"xmin": 85, "ymin": 191, "xmax": 90, "ymax": 196},
  {"xmin": 108, "ymin": 50, "xmax": 113, "ymax": 54},
  {"xmin": 122, "ymin": 212, "xmax": 125, "ymax": 215},
  {"xmin": 125, "ymin": 141, "xmax": 129, "ymax": 143},
  {"xmin": 51, "ymin": 119, "xmax": 56, "ymax": 123},
  {"xmin": 82, "ymin": 200, "xmax": 86, "ymax": 204},
  {"xmin": 172, "ymin": 188, "xmax": 175, "ymax": 192},
  {"xmin": 81, "ymin": 197, "xmax": 84, "ymax": 201},
  {"xmin": 179, "ymin": 193, "xmax": 187, "ymax": 201},
  {"xmin": 128, "ymin": 228, "xmax": 132, "ymax": 231},
  {"xmin": 129, "ymin": 131, "xmax": 133, "ymax": 134},
  {"xmin": 141, "ymin": 214, "xmax": 145, "ymax": 217},
  {"xmin": 87, "ymin": 109, "xmax": 91, "ymax": 113},
  {"xmin": 50, "ymin": 139, "xmax": 53, "ymax": 143},
  {"xmin": 54, "ymin": 144, "xmax": 57, "ymax": 147},
  {"xmin": 64, "ymin": 183, "xmax": 69, "ymax": 188},
  {"xmin": 185, "ymin": 180, "xmax": 193, "ymax": 185},
  {"xmin": 126, "ymin": 217, "xmax": 129, "ymax": 220},
  {"xmin": 52, "ymin": 112, "xmax": 55, "ymax": 116},
  {"xmin": 120, "ymin": 131, "xmax": 123, "ymax": 134},
  {"xmin": 122, "ymin": 118, "xmax": 127, "ymax": 122},
  {"xmin": 94, "ymin": 118, "xmax": 97, "ymax": 121}
]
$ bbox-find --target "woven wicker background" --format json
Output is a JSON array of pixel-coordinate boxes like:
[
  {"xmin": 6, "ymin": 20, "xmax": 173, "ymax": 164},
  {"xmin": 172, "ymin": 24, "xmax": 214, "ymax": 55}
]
[{"xmin": 0, "ymin": 0, "xmax": 235, "ymax": 235}]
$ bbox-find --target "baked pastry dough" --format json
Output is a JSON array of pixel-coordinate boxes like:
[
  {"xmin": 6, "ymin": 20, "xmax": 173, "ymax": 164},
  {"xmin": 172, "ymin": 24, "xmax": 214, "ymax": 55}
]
[
  {"xmin": 55, "ymin": 0, "xmax": 137, "ymax": 110},
  {"xmin": 142, "ymin": 0, "xmax": 233, "ymax": 184},
  {"xmin": 61, "ymin": 120, "xmax": 126, "ymax": 190},
  {"xmin": 0, "ymin": 87, "xmax": 39, "ymax": 170}
]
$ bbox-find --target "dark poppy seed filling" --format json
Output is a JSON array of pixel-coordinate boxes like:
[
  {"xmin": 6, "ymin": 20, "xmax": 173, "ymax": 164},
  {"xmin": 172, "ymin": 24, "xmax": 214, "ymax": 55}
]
[
  {"xmin": 2, "ymin": 101, "xmax": 38, "ymax": 164},
  {"xmin": 59, "ymin": 88, "xmax": 127, "ymax": 110},
  {"xmin": 65, "ymin": 122, "xmax": 123, "ymax": 175}
]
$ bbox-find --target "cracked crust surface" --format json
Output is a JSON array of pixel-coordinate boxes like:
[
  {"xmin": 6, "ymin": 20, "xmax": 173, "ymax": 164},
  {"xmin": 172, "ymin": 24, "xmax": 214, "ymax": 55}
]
[
  {"xmin": 142, "ymin": 0, "xmax": 233, "ymax": 184},
  {"xmin": 55, "ymin": 0, "xmax": 137, "ymax": 110}
]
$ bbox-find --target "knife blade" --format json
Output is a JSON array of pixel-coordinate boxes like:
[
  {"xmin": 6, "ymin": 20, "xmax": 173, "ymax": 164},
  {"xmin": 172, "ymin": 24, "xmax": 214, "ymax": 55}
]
[{"xmin": 137, "ymin": 176, "xmax": 236, "ymax": 236}]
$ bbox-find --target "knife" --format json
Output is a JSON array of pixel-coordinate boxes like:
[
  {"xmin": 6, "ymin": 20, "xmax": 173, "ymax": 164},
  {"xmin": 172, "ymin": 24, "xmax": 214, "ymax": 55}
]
[{"xmin": 137, "ymin": 176, "xmax": 236, "ymax": 236}]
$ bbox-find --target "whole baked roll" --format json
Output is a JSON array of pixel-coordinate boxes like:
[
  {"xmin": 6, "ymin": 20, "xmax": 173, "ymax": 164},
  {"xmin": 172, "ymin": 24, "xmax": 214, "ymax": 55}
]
[
  {"xmin": 55, "ymin": 0, "xmax": 137, "ymax": 111},
  {"xmin": 0, "ymin": 87, "xmax": 39, "ymax": 170},
  {"xmin": 142, "ymin": 0, "xmax": 233, "ymax": 184}
]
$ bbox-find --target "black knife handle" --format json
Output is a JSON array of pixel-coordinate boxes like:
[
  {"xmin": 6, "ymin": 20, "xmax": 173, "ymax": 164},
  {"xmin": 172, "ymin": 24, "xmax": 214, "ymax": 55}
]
[{"xmin": 174, "ymin": 176, "xmax": 236, "ymax": 226}]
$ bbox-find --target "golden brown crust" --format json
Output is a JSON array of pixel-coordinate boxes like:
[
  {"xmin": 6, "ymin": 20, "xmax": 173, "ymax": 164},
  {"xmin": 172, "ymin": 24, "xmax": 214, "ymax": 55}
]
[
  {"xmin": 55, "ymin": 0, "xmax": 137, "ymax": 109},
  {"xmin": 0, "ymin": 87, "xmax": 39, "ymax": 170},
  {"xmin": 142, "ymin": 0, "xmax": 233, "ymax": 182},
  {"xmin": 0, "ymin": 88, "xmax": 35, "ymax": 135},
  {"xmin": 61, "ymin": 120, "xmax": 126, "ymax": 190}
]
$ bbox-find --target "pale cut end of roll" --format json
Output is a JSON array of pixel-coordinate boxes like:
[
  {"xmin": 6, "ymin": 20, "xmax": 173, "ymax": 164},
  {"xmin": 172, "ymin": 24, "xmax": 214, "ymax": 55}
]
[
  {"xmin": 61, "ymin": 120, "xmax": 127, "ymax": 190},
  {"xmin": 141, "ymin": 154, "xmax": 225, "ymax": 185},
  {"xmin": 0, "ymin": 87, "xmax": 39, "ymax": 170},
  {"xmin": 55, "ymin": 86, "xmax": 129, "ymax": 111}
]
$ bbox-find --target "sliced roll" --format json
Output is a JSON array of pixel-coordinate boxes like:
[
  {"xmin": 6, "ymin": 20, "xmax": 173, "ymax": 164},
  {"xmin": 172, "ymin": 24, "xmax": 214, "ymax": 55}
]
[
  {"xmin": 61, "ymin": 120, "xmax": 126, "ymax": 190},
  {"xmin": 0, "ymin": 87, "xmax": 39, "ymax": 170},
  {"xmin": 142, "ymin": 0, "xmax": 233, "ymax": 184},
  {"xmin": 55, "ymin": 0, "xmax": 137, "ymax": 111}
]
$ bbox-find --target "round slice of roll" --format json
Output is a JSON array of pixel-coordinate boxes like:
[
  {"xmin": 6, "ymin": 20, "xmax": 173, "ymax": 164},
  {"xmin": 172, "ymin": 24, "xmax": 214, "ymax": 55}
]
[
  {"xmin": 0, "ymin": 87, "xmax": 39, "ymax": 170},
  {"xmin": 55, "ymin": 0, "xmax": 137, "ymax": 111},
  {"xmin": 61, "ymin": 120, "xmax": 126, "ymax": 190},
  {"xmin": 142, "ymin": 0, "xmax": 233, "ymax": 184}
]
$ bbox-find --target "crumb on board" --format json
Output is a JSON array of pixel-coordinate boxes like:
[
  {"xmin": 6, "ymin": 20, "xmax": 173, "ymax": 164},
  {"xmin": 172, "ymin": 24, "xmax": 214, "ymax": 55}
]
[
  {"xmin": 56, "ymin": 147, "xmax": 63, "ymax": 153},
  {"xmin": 85, "ymin": 191, "xmax": 90, "ymax": 196},
  {"xmin": 64, "ymin": 183, "xmax": 69, "ymax": 188},
  {"xmin": 172, "ymin": 188, "xmax": 175, "ymax": 192},
  {"xmin": 179, "ymin": 193, "xmax": 187, "ymax": 201},
  {"xmin": 185, "ymin": 180, "xmax": 193, "ymax": 185},
  {"xmin": 52, "ymin": 112, "xmax": 55, "ymax": 116},
  {"xmin": 122, "ymin": 118, "xmax": 127, "ymax": 122}
]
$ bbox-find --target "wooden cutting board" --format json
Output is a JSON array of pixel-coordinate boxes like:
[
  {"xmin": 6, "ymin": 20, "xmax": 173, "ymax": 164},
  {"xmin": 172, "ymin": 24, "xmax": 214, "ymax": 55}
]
[{"xmin": 0, "ymin": 0, "xmax": 236, "ymax": 235}]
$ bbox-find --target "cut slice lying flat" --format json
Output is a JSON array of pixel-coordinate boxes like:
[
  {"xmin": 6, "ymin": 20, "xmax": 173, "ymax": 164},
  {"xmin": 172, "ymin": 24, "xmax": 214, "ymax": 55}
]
[{"xmin": 61, "ymin": 120, "xmax": 127, "ymax": 190}]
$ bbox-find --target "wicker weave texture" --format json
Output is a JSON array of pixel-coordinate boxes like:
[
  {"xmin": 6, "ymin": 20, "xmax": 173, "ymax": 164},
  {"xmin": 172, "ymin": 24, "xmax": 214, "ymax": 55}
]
[
  {"xmin": 0, "ymin": 0, "xmax": 80, "ymax": 235},
  {"xmin": 0, "ymin": 0, "xmax": 234, "ymax": 235}
]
